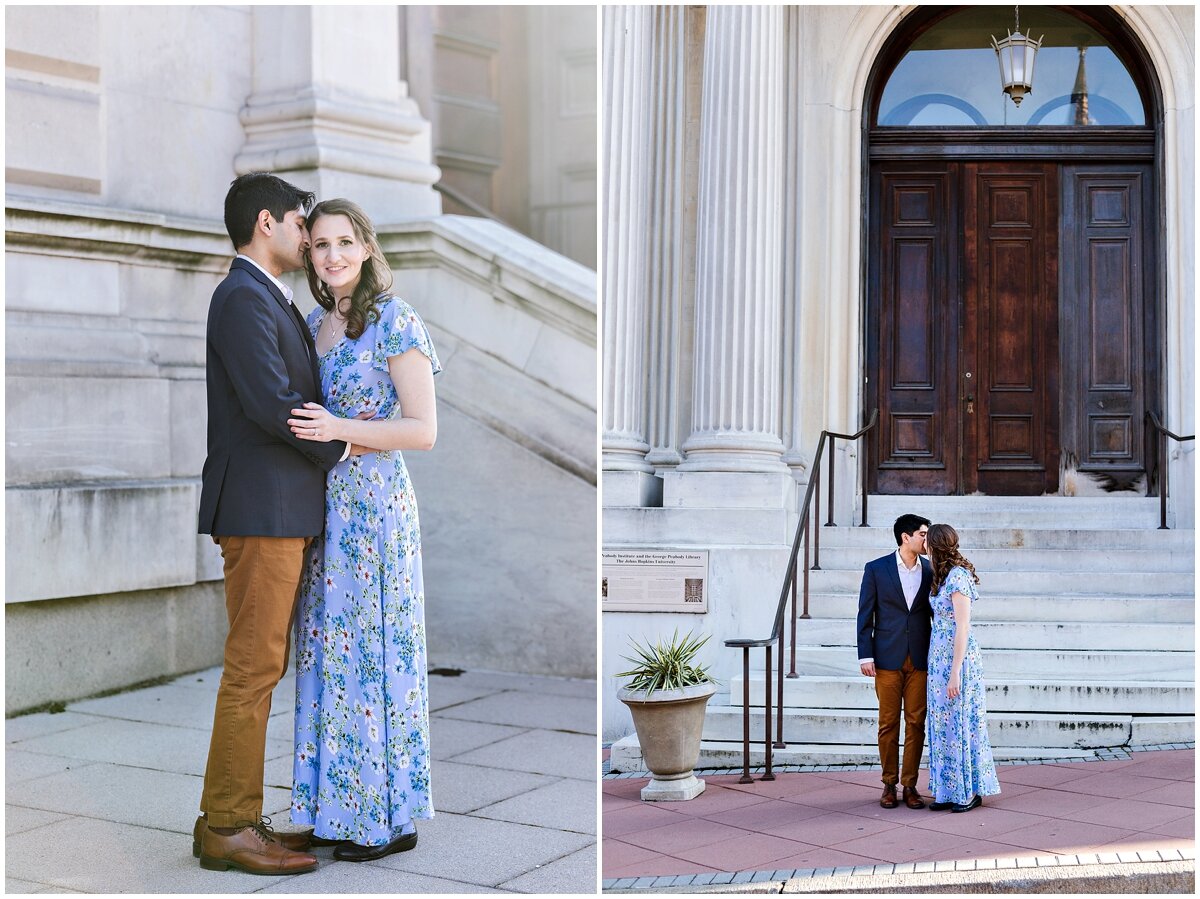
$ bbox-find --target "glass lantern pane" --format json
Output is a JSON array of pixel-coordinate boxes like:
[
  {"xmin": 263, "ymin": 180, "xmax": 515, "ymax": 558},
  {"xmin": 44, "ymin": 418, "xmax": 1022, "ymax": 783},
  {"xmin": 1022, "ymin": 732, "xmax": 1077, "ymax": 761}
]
[{"xmin": 878, "ymin": 8, "xmax": 1146, "ymax": 127}]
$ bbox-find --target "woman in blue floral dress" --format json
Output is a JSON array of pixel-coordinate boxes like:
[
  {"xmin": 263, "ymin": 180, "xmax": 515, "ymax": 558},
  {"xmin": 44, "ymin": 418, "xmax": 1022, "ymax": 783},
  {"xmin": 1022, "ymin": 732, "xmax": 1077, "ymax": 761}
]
[
  {"xmin": 286, "ymin": 199, "xmax": 439, "ymax": 861},
  {"xmin": 924, "ymin": 524, "xmax": 1000, "ymax": 813}
]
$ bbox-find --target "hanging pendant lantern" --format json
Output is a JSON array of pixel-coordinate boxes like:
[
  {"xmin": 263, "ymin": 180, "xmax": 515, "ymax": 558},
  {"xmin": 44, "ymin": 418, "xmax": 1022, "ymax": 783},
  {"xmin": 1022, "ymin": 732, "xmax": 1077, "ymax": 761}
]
[{"xmin": 991, "ymin": 5, "xmax": 1043, "ymax": 107}]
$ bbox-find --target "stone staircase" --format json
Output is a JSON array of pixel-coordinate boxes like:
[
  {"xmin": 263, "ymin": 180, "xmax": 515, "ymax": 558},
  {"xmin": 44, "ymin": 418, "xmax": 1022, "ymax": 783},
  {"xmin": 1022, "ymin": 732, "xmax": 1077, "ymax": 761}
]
[{"xmin": 698, "ymin": 496, "xmax": 1193, "ymax": 767}]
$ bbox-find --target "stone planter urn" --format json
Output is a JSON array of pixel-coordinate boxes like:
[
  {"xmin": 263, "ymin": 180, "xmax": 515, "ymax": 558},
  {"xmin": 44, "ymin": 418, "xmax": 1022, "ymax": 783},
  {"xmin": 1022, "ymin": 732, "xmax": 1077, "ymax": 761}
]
[{"xmin": 618, "ymin": 681, "xmax": 717, "ymax": 801}]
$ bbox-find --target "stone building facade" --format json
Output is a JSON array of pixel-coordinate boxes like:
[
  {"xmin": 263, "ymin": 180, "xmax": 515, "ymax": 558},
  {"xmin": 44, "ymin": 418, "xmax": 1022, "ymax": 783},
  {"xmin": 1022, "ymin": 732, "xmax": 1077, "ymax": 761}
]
[
  {"xmin": 5, "ymin": 5, "xmax": 597, "ymax": 713},
  {"xmin": 601, "ymin": 5, "xmax": 1194, "ymax": 739}
]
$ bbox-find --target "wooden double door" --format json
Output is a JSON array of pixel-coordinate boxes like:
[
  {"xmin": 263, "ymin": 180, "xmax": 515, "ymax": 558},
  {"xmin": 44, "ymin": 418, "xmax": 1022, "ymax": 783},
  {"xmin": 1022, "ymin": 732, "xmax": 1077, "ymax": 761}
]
[{"xmin": 868, "ymin": 160, "xmax": 1154, "ymax": 496}]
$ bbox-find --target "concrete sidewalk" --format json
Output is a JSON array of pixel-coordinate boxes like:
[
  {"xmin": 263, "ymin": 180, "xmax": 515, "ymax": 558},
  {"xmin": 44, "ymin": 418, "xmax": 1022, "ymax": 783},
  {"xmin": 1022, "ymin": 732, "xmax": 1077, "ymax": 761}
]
[
  {"xmin": 602, "ymin": 748, "xmax": 1194, "ymax": 893},
  {"xmin": 6, "ymin": 666, "xmax": 597, "ymax": 893}
]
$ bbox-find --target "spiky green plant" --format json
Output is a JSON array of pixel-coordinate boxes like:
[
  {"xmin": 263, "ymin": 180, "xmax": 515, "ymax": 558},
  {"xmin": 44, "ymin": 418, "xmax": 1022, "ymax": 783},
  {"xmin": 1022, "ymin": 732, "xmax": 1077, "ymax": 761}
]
[{"xmin": 616, "ymin": 629, "xmax": 716, "ymax": 693}]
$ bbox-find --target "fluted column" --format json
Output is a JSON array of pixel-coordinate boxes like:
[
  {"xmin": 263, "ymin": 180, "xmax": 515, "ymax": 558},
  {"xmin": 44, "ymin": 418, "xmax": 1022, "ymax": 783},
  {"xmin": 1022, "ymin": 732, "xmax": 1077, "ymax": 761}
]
[
  {"xmin": 678, "ymin": 6, "xmax": 788, "ymax": 473},
  {"xmin": 601, "ymin": 6, "xmax": 655, "ymax": 476},
  {"xmin": 644, "ymin": 7, "xmax": 688, "ymax": 469}
]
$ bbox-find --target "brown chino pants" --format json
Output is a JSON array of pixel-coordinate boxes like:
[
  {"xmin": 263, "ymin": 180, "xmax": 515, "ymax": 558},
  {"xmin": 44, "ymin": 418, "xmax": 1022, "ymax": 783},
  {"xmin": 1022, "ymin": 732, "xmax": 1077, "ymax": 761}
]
[
  {"xmin": 875, "ymin": 655, "xmax": 927, "ymax": 789},
  {"xmin": 200, "ymin": 535, "xmax": 309, "ymax": 828}
]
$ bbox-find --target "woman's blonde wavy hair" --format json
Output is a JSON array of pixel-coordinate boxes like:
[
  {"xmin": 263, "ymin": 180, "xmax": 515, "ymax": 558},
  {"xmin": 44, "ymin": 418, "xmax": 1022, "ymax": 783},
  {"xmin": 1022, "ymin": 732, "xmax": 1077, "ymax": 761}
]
[
  {"xmin": 303, "ymin": 198, "xmax": 393, "ymax": 340},
  {"xmin": 927, "ymin": 523, "xmax": 980, "ymax": 594}
]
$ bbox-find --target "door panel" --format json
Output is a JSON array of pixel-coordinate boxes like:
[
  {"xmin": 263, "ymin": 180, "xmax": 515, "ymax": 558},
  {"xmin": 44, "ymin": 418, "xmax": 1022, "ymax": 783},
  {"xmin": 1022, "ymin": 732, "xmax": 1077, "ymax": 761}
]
[
  {"xmin": 1060, "ymin": 165, "xmax": 1152, "ymax": 479},
  {"xmin": 963, "ymin": 164, "xmax": 1059, "ymax": 495},
  {"xmin": 869, "ymin": 166, "xmax": 957, "ymax": 494}
]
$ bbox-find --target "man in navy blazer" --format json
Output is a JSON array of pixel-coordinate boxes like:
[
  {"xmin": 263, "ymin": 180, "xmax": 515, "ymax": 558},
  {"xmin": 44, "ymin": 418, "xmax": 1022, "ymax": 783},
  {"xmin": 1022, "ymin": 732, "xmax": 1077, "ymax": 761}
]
[
  {"xmin": 857, "ymin": 513, "xmax": 933, "ymax": 810},
  {"xmin": 194, "ymin": 173, "xmax": 355, "ymax": 875}
]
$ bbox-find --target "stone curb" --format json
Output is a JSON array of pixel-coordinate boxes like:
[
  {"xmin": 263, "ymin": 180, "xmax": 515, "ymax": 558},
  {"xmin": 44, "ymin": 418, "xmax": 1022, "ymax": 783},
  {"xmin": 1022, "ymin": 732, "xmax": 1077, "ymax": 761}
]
[{"xmin": 604, "ymin": 854, "xmax": 1196, "ymax": 894}]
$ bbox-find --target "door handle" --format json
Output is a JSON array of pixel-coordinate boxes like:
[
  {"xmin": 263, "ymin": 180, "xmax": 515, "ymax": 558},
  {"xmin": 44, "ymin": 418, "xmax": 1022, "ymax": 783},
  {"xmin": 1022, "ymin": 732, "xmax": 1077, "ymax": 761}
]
[{"xmin": 965, "ymin": 393, "xmax": 974, "ymax": 414}]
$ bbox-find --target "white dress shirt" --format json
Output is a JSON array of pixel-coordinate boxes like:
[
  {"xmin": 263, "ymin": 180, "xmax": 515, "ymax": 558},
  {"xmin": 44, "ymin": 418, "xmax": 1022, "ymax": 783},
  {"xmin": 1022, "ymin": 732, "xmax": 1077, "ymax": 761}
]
[{"xmin": 896, "ymin": 549, "xmax": 923, "ymax": 610}]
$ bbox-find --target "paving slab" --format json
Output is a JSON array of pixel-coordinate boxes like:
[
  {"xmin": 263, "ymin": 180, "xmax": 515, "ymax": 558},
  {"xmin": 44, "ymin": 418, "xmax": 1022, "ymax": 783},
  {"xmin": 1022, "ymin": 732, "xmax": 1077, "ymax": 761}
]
[
  {"xmin": 5, "ymin": 762, "xmax": 290, "ymax": 835},
  {"xmin": 71, "ymin": 684, "xmax": 219, "ymax": 731},
  {"xmin": 4, "ymin": 816, "xmax": 293, "ymax": 893},
  {"xmin": 474, "ymin": 775, "xmax": 596, "ymax": 834},
  {"xmin": 430, "ymin": 717, "xmax": 528, "ymax": 760},
  {"xmin": 427, "ymin": 675, "xmax": 508, "ymax": 711},
  {"xmin": 10, "ymin": 717, "xmax": 291, "ymax": 777},
  {"xmin": 5, "ymin": 878, "xmax": 84, "ymax": 894},
  {"xmin": 434, "ymin": 759, "xmax": 558, "ymax": 815},
  {"xmin": 454, "ymin": 728, "xmax": 595, "ymax": 780},
  {"xmin": 5, "ymin": 749, "xmax": 98, "ymax": 786},
  {"xmin": 498, "ymin": 845, "xmax": 598, "ymax": 893},
  {"xmin": 438, "ymin": 690, "xmax": 595, "ymax": 735},
  {"xmin": 5, "ymin": 712, "xmax": 98, "ymax": 744},
  {"xmin": 457, "ymin": 671, "xmax": 596, "ymax": 700},
  {"xmin": 371, "ymin": 812, "xmax": 593, "ymax": 887},
  {"xmin": 5, "ymin": 805, "xmax": 71, "ymax": 837},
  {"xmin": 254, "ymin": 860, "xmax": 503, "ymax": 893}
]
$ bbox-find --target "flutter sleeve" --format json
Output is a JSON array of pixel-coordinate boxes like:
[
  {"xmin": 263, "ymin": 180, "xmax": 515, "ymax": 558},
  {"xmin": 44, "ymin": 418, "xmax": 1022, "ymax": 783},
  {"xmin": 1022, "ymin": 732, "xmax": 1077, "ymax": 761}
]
[
  {"xmin": 945, "ymin": 566, "xmax": 979, "ymax": 602},
  {"xmin": 372, "ymin": 297, "xmax": 442, "ymax": 375}
]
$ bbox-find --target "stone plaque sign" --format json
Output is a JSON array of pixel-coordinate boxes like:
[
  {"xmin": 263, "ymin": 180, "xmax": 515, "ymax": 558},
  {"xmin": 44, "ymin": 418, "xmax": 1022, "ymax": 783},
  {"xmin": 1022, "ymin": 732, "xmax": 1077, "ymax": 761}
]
[{"xmin": 601, "ymin": 549, "xmax": 708, "ymax": 613}]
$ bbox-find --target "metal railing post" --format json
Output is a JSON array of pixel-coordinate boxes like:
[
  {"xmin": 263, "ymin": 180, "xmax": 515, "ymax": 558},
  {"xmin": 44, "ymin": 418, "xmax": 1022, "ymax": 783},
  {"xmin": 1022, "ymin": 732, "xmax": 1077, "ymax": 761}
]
[
  {"xmin": 812, "ymin": 466, "xmax": 822, "ymax": 570},
  {"xmin": 739, "ymin": 648, "xmax": 752, "ymax": 784},
  {"xmin": 762, "ymin": 645, "xmax": 775, "ymax": 780},
  {"xmin": 1160, "ymin": 427, "xmax": 1168, "ymax": 529},
  {"xmin": 801, "ymin": 518, "xmax": 810, "ymax": 619},
  {"xmin": 860, "ymin": 431, "xmax": 870, "ymax": 527},
  {"xmin": 788, "ymin": 562, "xmax": 798, "ymax": 675},
  {"xmin": 826, "ymin": 436, "xmax": 836, "ymax": 526},
  {"xmin": 775, "ymin": 633, "xmax": 786, "ymax": 747}
]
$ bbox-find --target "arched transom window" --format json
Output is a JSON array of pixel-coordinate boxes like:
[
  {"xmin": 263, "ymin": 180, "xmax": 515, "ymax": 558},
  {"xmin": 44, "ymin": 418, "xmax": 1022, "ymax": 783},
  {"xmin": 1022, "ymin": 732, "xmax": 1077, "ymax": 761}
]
[{"xmin": 877, "ymin": 7, "xmax": 1147, "ymax": 127}]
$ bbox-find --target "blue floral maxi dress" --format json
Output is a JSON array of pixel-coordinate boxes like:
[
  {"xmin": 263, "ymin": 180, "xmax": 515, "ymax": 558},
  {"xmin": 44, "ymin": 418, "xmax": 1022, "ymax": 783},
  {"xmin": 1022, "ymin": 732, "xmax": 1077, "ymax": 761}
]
[
  {"xmin": 291, "ymin": 297, "xmax": 441, "ymax": 846},
  {"xmin": 925, "ymin": 566, "xmax": 1001, "ymax": 805}
]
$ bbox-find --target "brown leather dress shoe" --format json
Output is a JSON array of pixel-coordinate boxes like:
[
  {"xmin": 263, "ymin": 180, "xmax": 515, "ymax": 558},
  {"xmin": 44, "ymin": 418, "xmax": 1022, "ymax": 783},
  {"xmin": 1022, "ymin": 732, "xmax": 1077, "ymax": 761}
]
[
  {"xmin": 199, "ymin": 823, "xmax": 318, "ymax": 875},
  {"xmin": 879, "ymin": 785, "xmax": 898, "ymax": 808},
  {"xmin": 903, "ymin": 787, "xmax": 926, "ymax": 809},
  {"xmin": 193, "ymin": 816, "xmax": 312, "ymax": 857}
]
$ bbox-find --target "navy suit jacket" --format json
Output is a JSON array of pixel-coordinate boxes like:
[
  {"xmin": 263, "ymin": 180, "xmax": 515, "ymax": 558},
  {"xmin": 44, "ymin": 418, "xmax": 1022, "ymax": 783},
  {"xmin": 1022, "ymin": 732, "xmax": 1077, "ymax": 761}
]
[
  {"xmin": 856, "ymin": 551, "xmax": 934, "ymax": 671},
  {"xmin": 198, "ymin": 258, "xmax": 347, "ymax": 537}
]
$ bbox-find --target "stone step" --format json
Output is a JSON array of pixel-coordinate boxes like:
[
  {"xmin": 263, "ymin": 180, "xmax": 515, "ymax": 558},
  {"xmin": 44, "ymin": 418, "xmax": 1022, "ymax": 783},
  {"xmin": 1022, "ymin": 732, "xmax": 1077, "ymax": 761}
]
[
  {"xmin": 793, "ymin": 592, "xmax": 1194, "ymax": 623},
  {"xmin": 614, "ymin": 724, "xmax": 1195, "ymax": 768},
  {"xmin": 699, "ymin": 706, "xmax": 1153, "ymax": 749},
  {"xmin": 862, "ymin": 496, "xmax": 1162, "ymax": 530},
  {"xmin": 776, "ymin": 646, "xmax": 1192, "ymax": 680},
  {"xmin": 815, "ymin": 525, "xmax": 1194, "ymax": 552},
  {"xmin": 805, "ymin": 568, "xmax": 1192, "ymax": 596},
  {"xmin": 723, "ymin": 676, "xmax": 1196, "ymax": 715},
  {"xmin": 764, "ymin": 619, "xmax": 1194, "ymax": 652},
  {"xmin": 813, "ymin": 546, "xmax": 1191, "ymax": 573},
  {"xmin": 608, "ymin": 733, "xmax": 1094, "ymax": 772}
]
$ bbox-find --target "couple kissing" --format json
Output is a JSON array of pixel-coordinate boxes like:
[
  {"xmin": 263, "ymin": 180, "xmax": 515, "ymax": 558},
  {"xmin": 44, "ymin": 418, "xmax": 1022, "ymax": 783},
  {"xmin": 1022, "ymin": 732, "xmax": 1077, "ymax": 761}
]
[{"xmin": 857, "ymin": 514, "xmax": 1002, "ymax": 813}]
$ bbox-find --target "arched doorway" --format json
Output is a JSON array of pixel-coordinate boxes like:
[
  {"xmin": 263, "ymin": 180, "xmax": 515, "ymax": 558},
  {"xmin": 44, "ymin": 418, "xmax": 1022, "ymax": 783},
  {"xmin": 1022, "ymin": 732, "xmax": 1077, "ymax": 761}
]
[{"xmin": 864, "ymin": 6, "xmax": 1161, "ymax": 496}]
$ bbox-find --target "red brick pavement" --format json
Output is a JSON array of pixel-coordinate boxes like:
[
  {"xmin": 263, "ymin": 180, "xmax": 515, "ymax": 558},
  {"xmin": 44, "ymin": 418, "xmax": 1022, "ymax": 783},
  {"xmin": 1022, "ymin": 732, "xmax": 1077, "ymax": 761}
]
[{"xmin": 602, "ymin": 749, "xmax": 1195, "ymax": 880}]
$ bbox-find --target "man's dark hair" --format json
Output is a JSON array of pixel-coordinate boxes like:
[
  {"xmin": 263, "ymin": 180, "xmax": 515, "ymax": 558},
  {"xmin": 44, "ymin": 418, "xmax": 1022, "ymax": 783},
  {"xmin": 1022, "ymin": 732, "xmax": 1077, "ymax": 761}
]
[
  {"xmin": 893, "ymin": 514, "xmax": 931, "ymax": 546},
  {"xmin": 223, "ymin": 172, "xmax": 316, "ymax": 250}
]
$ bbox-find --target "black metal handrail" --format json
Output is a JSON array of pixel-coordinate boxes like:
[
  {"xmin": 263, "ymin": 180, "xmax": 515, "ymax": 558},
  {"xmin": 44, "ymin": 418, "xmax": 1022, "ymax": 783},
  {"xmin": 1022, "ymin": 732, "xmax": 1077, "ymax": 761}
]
[
  {"xmin": 1147, "ymin": 411, "xmax": 1194, "ymax": 530},
  {"xmin": 724, "ymin": 409, "xmax": 879, "ymax": 783}
]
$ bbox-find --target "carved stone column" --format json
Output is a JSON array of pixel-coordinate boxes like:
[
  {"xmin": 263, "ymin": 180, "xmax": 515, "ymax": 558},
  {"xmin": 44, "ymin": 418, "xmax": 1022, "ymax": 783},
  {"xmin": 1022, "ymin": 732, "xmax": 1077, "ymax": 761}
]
[
  {"xmin": 677, "ymin": 6, "xmax": 788, "ymax": 482},
  {"xmin": 601, "ymin": 6, "xmax": 657, "ymax": 503},
  {"xmin": 644, "ymin": 6, "xmax": 689, "ymax": 470},
  {"xmin": 236, "ymin": 6, "xmax": 440, "ymax": 223}
]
